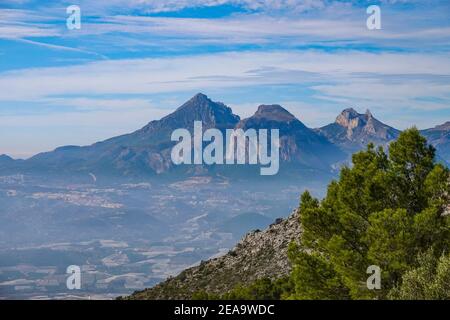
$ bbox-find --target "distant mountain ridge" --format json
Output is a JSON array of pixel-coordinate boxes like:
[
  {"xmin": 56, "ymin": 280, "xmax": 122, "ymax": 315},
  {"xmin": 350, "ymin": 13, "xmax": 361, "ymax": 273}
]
[{"xmin": 1, "ymin": 94, "xmax": 448, "ymax": 177}]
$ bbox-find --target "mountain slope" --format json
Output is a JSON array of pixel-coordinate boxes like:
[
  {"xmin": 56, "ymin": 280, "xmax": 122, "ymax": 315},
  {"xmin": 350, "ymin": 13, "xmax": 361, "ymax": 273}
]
[
  {"xmin": 316, "ymin": 108, "xmax": 400, "ymax": 152},
  {"xmin": 127, "ymin": 211, "xmax": 301, "ymax": 300},
  {"xmin": 237, "ymin": 105, "xmax": 346, "ymax": 170},
  {"xmin": 421, "ymin": 121, "xmax": 450, "ymax": 164},
  {"xmin": 0, "ymin": 154, "xmax": 14, "ymax": 164}
]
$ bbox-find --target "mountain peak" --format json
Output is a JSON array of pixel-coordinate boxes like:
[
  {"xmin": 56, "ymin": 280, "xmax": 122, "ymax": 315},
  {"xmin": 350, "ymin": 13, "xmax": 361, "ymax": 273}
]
[
  {"xmin": 335, "ymin": 108, "xmax": 377, "ymax": 129},
  {"xmin": 0, "ymin": 154, "xmax": 13, "ymax": 161},
  {"xmin": 0, "ymin": 154, "xmax": 14, "ymax": 165},
  {"xmin": 318, "ymin": 108, "xmax": 400, "ymax": 151},
  {"xmin": 432, "ymin": 121, "xmax": 450, "ymax": 131},
  {"xmin": 343, "ymin": 107, "xmax": 359, "ymax": 115},
  {"xmin": 176, "ymin": 93, "xmax": 217, "ymax": 111},
  {"xmin": 190, "ymin": 92, "xmax": 210, "ymax": 103},
  {"xmin": 253, "ymin": 104, "xmax": 296, "ymax": 122},
  {"xmin": 336, "ymin": 108, "xmax": 361, "ymax": 125},
  {"xmin": 142, "ymin": 93, "xmax": 240, "ymax": 133}
]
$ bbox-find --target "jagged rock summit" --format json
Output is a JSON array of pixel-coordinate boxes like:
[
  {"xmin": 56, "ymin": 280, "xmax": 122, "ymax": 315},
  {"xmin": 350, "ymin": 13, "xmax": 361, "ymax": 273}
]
[
  {"xmin": 317, "ymin": 108, "xmax": 400, "ymax": 152},
  {"xmin": 252, "ymin": 104, "xmax": 297, "ymax": 122},
  {"xmin": 237, "ymin": 104, "xmax": 346, "ymax": 168}
]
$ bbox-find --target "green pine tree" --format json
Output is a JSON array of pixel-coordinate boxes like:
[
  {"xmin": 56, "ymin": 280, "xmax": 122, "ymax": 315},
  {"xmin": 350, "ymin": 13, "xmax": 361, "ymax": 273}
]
[{"xmin": 288, "ymin": 128, "xmax": 449, "ymax": 300}]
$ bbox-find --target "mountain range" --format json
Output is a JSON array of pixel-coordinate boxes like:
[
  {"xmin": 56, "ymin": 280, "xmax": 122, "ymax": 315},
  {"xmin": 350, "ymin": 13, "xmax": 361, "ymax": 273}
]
[{"xmin": 0, "ymin": 93, "xmax": 448, "ymax": 178}]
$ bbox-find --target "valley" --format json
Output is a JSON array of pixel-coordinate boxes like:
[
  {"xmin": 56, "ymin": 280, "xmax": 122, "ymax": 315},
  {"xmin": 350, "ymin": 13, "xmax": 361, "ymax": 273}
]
[{"xmin": 0, "ymin": 173, "xmax": 318, "ymax": 299}]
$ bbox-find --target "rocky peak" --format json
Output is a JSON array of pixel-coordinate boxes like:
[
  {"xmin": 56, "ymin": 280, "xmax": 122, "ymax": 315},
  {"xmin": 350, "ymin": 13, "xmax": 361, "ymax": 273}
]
[
  {"xmin": 317, "ymin": 108, "xmax": 400, "ymax": 152},
  {"xmin": 172, "ymin": 93, "xmax": 240, "ymax": 128},
  {"xmin": 177, "ymin": 93, "xmax": 215, "ymax": 110},
  {"xmin": 0, "ymin": 154, "xmax": 13, "ymax": 162},
  {"xmin": 335, "ymin": 107, "xmax": 393, "ymax": 138},
  {"xmin": 340, "ymin": 107, "xmax": 359, "ymax": 117},
  {"xmin": 235, "ymin": 104, "xmax": 345, "ymax": 168},
  {"xmin": 253, "ymin": 104, "xmax": 296, "ymax": 122},
  {"xmin": 141, "ymin": 93, "xmax": 240, "ymax": 134},
  {"xmin": 335, "ymin": 108, "xmax": 368, "ymax": 129},
  {"xmin": 432, "ymin": 121, "xmax": 450, "ymax": 131}
]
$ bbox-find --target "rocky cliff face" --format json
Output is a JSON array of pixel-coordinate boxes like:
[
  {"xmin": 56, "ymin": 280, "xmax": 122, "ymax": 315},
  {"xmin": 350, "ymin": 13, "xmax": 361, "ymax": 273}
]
[
  {"xmin": 237, "ymin": 104, "xmax": 345, "ymax": 169},
  {"xmin": 317, "ymin": 108, "xmax": 400, "ymax": 152},
  {"xmin": 127, "ymin": 210, "xmax": 301, "ymax": 300}
]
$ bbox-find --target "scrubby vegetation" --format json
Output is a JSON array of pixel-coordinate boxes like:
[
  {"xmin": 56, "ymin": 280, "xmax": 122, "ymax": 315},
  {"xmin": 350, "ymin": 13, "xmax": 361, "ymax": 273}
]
[{"xmin": 193, "ymin": 277, "xmax": 294, "ymax": 300}]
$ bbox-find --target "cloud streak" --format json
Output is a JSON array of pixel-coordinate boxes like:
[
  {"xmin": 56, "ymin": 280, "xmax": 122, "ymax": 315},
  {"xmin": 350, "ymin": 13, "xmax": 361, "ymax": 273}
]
[
  {"xmin": 1, "ymin": 2, "xmax": 449, "ymax": 50},
  {"xmin": 1, "ymin": 50, "xmax": 449, "ymax": 107}
]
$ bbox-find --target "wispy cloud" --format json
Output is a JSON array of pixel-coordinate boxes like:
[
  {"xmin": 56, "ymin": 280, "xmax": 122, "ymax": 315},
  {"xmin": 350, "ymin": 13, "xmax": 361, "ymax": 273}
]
[
  {"xmin": 0, "ymin": 9, "xmax": 60, "ymax": 38},
  {"xmin": 0, "ymin": 0, "xmax": 328, "ymax": 15},
  {"xmin": 1, "ymin": 50, "xmax": 449, "ymax": 105},
  {"xmin": 1, "ymin": 2, "xmax": 449, "ymax": 49}
]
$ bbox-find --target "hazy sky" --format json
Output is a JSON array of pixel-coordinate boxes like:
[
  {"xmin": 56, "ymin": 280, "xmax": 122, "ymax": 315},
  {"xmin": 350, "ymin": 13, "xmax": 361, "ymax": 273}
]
[{"xmin": 0, "ymin": 0, "xmax": 449, "ymax": 158}]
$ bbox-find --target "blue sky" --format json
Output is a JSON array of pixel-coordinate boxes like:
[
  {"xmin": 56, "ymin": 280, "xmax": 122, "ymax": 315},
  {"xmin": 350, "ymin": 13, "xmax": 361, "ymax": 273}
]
[{"xmin": 0, "ymin": 0, "xmax": 449, "ymax": 158}]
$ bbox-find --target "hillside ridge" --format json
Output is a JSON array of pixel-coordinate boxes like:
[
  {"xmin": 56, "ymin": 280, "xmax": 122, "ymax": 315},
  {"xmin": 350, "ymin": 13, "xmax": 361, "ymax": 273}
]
[{"xmin": 127, "ymin": 210, "xmax": 301, "ymax": 300}]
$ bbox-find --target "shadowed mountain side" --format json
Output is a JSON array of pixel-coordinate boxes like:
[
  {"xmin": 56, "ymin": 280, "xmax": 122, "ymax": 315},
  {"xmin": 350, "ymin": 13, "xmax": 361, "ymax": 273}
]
[
  {"xmin": 238, "ymin": 104, "xmax": 346, "ymax": 169},
  {"xmin": 421, "ymin": 121, "xmax": 450, "ymax": 164}
]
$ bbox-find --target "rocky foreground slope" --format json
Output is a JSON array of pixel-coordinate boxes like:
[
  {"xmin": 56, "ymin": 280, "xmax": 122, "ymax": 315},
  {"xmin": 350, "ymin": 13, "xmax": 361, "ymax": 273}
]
[{"xmin": 127, "ymin": 211, "xmax": 301, "ymax": 300}]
